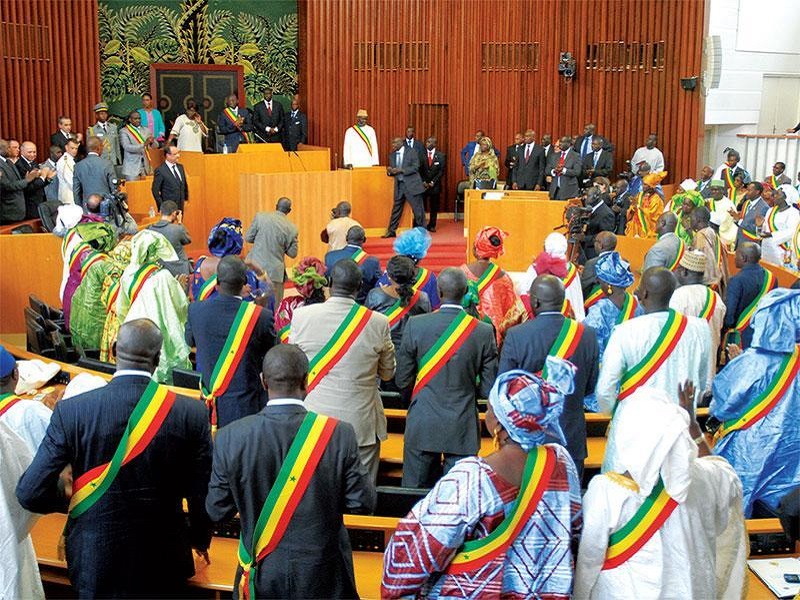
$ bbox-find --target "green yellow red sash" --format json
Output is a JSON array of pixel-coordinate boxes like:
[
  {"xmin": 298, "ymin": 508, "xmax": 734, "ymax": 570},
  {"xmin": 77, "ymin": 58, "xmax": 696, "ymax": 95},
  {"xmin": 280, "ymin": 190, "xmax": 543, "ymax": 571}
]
[
  {"xmin": 238, "ymin": 411, "xmax": 337, "ymax": 599},
  {"xmin": 124, "ymin": 124, "xmax": 146, "ymax": 145},
  {"xmin": 723, "ymin": 168, "xmax": 735, "ymax": 198},
  {"xmin": 740, "ymin": 205, "xmax": 761, "ymax": 241},
  {"xmin": 634, "ymin": 192, "xmax": 648, "ymax": 235},
  {"xmin": 277, "ymin": 323, "xmax": 290, "ymax": 344},
  {"xmin": 127, "ymin": 263, "xmax": 160, "ymax": 306},
  {"xmin": 385, "ymin": 289, "xmax": 421, "ymax": 328},
  {"xmin": 767, "ymin": 206, "xmax": 789, "ymax": 250},
  {"xmin": 0, "ymin": 393, "xmax": 22, "ymax": 418},
  {"xmin": 351, "ymin": 247, "xmax": 367, "ymax": 265},
  {"xmin": 602, "ymin": 478, "xmax": 678, "ymax": 570},
  {"xmin": 562, "ymin": 262, "xmax": 578, "ymax": 288},
  {"xmin": 615, "ymin": 292, "xmax": 638, "ymax": 325},
  {"xmin": 61, "ymin": 229, "xmax": 79, "ymax": 257},
  {"xmin": 103, "ymin": 279, "xmax": 120, "ymax": 311},
  {"xmin": 667, "ymin": 238, "xmax": 686, "ymax": 272},
  {"xmin": 733, "ymin": 270, "xmax": 776, "ymax": 333},
  {"xmin": 80, "ymin": 251, "xmax": 106, "ymax": 278},
  {"xmin": 542, "ymin": 319, "xmax": 584, "ymax": 378},
  {"xmin": 715, "ymin": 344, "xmax": 800, "ymax": 441},
  {"xmin": 476, "ymin": 262, "xmax": 501, "ymax": 296},
  {"xmin": 307, "ymin": 304, "xmax": 372, "ymax": 393},
  {"xmin": 447, "ymin": 446, "xmax": 556, "ymax": 574},
  {"xmin": 698, "ymin": 287, "xmax": 717, "ymax": 322},
  {"xmin": 68, "ymin": 380, "xmax": 176, "ymax": 519},
  {"xmin": 68, "ymin": 242, "xmax": 92, "ymax": 272},
  {"xmin": 353, "ymin": 124, "xmax": 373, "ymax": 155},
  {"xmin": 618, "ymin": 310, "xmax": 688, "ymax": 401},
  {"xmin": 201, "ymin": 302, "xmax": 263, "ymax": 432},
  {"xmin": 196, "ymin": 274, "xmax": 217, "ymax": 302},
  {"xmin": 793, "ymin": 222, "xmax": 800, "ymax": 258},
  {"xmin": 770, "ymin": 175, "xmax": 780, "ymax": 189},
  {"xmin": 412, "ymin": 266, "xmax": 432, "ymax": 292},
  {"xmin": 561, "ymin": 298, "xmax": 574, "ymax": 318},
  {"xmin": 223, "ymin": 107, "xmax": 249, "ymax": 143},
  {"xmin": 413, "ymin": 310, "xmax": 478, "ymax": 397},
  {"xmin": 584, "ymin": 286, "xmax": 604, "ymax": 310}
]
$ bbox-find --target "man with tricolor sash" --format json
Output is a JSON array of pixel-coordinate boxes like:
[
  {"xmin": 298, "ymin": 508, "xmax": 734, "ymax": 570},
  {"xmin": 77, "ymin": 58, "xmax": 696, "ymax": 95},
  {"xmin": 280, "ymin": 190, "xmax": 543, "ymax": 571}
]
[
  {"xmin": 206, "ymin": 344, "xmax": 375, "ymax": 599},
  {"xmin": 712, "ymin": 288, "xmax": 800, "ymax": 516},
  {"xmin": 324, "ymin": 225, "xmax": 381, "ymax": 304},
  {"xmin": 690, "ymin": 205, "xmax": 728, "ymax": 294},
  {"xmin": 217, "ymin": 93, "xmax": 253, "ymax": 153},
  {"xmin": 17, "ymin": 320, "xmax": 213, "ymax": 597},
  {"xmin": 291, "ymin": 260, "xmax": 395, "ymax": 481},
  {"xmin": 500, "ymin": 274, "xmax": 598, "ymax": 476},
  {"xmin": 343, "ymin": 108, "xmax": 379, "ymax": 167},
  {"xmin": 187, "ymin": 257, "xmax": 275, "ymax": 430},
  {"xmin": 733, "ymin": 181, "xmax": 768, "ymax": 249},
  {"xmin": 119, "ymin": 110, "xmax": 156, "ymax": 181},
  {"xmin": 575, "ymin": 385, "xmax": 746, "ymax": 599},
  {"xmin": 758, "ymin": 185, "xmax": 800, "ymax": 266},
  {"xmin": 596, "ymin": 268, "xmax": 711, "ymax": 471},
  {"xmin": 642, "ymin": 212, "xmax": 683, "ymax": 272},
  {"xmin": 580, "ymin": 230, "xmax": 617, "ymax": 300},
  {"xmin": 0, "ymin": 345, "xmax": 52, "ymax": 454},
  {"xmin": 670, "ymin": 250, "xmax": 726, "ymax": 388},
  {"xmin": 396, "ymin": 268, "xmax": 497, "ymax": 488}
]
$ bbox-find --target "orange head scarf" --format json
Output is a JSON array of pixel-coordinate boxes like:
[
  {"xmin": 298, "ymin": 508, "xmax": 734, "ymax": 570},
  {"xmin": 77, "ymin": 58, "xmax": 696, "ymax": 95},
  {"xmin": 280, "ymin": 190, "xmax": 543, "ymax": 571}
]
[{"xmin": 474, "ymin": 226, "xmax": 508, "ymax": 259}]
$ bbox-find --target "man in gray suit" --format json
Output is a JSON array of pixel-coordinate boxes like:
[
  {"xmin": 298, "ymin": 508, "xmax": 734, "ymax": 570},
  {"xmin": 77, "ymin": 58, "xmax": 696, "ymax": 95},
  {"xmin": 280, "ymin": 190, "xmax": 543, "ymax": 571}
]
[
  {"xmin": 642, "ymin": 212, "xmax": 682, "ymax": 271},
  {"xmin": 396, "ymin": 268, "xmax": 498, "ymax": 488},
  {"xmin": 383, "ymin": 136, "xmax": 426, "ymax": 237},
  {"xmin": 734, "ymin": 181, "xmax": 769, "ymax": 249},
  {"xmin": 547, "ymin": 135, "xmax": 582, "ymax": 200},
  {"xmin": 120, "ymin": 111, "xmax": 156, "ymax": 181},
  {"xmin": 73, "ymin": 137, "xmax": 117, "ymax": 207},
  {"xmin": 244, "ymin": 197, "xmax": 299, "ymax": 302},
  {"xmin": 86, "ymin": 103, "xmax": 121, "ymax": 172}
]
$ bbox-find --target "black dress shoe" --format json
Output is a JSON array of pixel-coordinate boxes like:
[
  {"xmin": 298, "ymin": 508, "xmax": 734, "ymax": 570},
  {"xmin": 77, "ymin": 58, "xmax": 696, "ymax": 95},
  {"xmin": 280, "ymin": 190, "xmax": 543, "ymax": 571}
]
[
  {"xmin": 427, "ymin": 225, "xmax": 437, "ymax": 232},
  {"xmin": 381, "ymin": 232, "xmax": 396, "ymax": 238}
]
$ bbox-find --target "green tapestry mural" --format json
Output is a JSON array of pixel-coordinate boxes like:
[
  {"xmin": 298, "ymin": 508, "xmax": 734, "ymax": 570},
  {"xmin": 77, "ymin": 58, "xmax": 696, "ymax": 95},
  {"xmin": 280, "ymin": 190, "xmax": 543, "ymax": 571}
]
[{"xmin": 98, "ymin": 0, "xmax": 297, "ymax": 103}]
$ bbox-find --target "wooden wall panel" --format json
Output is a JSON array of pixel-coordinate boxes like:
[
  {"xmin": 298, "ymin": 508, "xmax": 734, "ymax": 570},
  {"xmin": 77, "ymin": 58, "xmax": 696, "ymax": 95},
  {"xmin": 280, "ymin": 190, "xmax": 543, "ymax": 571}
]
[
  {"xmin": 299, "ymin": 0, "xmax": 706, "ymax": 211},
  {"xmin": 0, "ymin": 0, "xmax": 100, "ymax": 156}
]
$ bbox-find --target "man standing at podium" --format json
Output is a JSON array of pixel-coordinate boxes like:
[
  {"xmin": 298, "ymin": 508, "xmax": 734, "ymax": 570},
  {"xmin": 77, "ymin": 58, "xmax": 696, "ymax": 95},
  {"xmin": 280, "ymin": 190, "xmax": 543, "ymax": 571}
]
[
  {"xmin": 253, "ymin": 89, "xmax": 284, "ymax": 144},
  {"xmin": 343, "ymin": 109, "xmax": 379, "ymax": 168},
  {"xmin": 217, "ymin": 94, "xmax": 252, "ymax": 152},
  {"xmin": 383, "ymin": 137, "xmax": 426, "ymax": 237}
]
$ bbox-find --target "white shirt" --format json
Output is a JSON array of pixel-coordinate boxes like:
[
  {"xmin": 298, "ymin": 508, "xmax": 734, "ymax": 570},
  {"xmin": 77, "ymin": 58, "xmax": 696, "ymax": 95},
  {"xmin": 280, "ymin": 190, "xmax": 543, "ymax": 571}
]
[
  {"xmin": 707, "ymin": 196, "xmax": 737, "ymax": 247},
  {"xmin": 170, "ymin": 114, "xmax": 206, "ymax": 152},
  {"xmin": 343, "ymin": 123, "xmax": 380, "ymax": 167},
  {"xmin": 0, "ymin": 399, "xmax": 51, "ymax": 455},
  {"xmin": 56, "ymin": 153, "xmax": 75, "ymax": 204},
  {"xmin": 630, "ymin": 146, "xmax": 665, "ymax": 173},
  {"xmin": 267, "ymin": 398, "xmax": 305, "ymax": 407},
  {"xmin": 761, "ymin": 205, "xmax": 800, "ymax": 265}
]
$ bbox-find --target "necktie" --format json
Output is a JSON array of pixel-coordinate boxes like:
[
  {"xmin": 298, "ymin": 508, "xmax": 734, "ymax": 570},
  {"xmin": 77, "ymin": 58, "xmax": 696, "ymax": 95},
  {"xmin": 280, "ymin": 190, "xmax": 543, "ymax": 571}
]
[
  {"xmin": 428, "ymin": 151, "xmax": 433, "ymax": 166},
  {"xmin": 267, "ymin": 102, "xmax": 272, "ymax": 117},
  {"xmin": 524, "ymin": 145, "xmax": 531, "ymax": 162},
  {"xmin": 593, "ymin": 151, "xmax": 599, "ymax": 167},
  {"xmin": 582, "ymin": 137, "xmax": 590, "ymax": 156},
  {"xmin": 559, "ymin": 151, "xmax": 566, "ymax": 168},
  {"xmin": 172, "ymin": 165, "xmax": 181, "ymax": 181},
  {"xmin": 102, "ymin": 123, "xmax": 107, "ymax": 133}
]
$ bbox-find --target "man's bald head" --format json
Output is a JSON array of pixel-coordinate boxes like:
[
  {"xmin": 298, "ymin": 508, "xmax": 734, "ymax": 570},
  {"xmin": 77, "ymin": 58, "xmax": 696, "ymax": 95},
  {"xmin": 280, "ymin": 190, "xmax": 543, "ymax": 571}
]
[
  {"xmin": 260, "ymin": 344, "xmax": 309, "ymax": 398},
  {"xmin": 346, "ymin": 225, "xmax": 366, "ymax": 245},
  {"xmin": 657, "ymin": 212, "xmax": 677, "ymax": 235},
  {"xmin": 330, "ymin": 259, "xmax": 362, "ymax": 297},
  {"xmin": 87, "ymin": 136, "xmax": 103, "ymax": 154},
  {"xmin": 336, "ymin": 201, "xmax": 351, "ymax": 216},
  {"xmin": 115, "ymin": 319, "xmax": 162, "ymax": 372},
  {"xmin": 690, "ymin": 206, "xmax": 710, "ymax": 231},
  {"xmin": 217, "ymin": 255, "xmax": 248, "ymax": 294},
  {"xmin": 529, "ymin": 275, "xmax": 565, "ymax": 314},
  {"xmin": 735, "ymin": 241, "xmax": 761, "ymax": 268},
  {"xmin": 637, "ymin": 267, "xmax": 677, "ymax": 313},
  {"xmin": 595, "ymin": 231, "xmax": 617, "ymax": 253},
  {"xmin": 437, "ymin": 267, "xmax": 468, "ymax": 304},
  {"xmin": 276, "ymin": 197, "xmax": 292, "ymax": 213}
]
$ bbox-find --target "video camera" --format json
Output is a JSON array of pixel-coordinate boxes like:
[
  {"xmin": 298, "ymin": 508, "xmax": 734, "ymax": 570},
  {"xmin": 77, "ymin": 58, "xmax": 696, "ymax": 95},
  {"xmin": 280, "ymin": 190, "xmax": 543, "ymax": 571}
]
[{"xmin": 99, "ymin": 179, "xmax": 128, "ymax": 220}]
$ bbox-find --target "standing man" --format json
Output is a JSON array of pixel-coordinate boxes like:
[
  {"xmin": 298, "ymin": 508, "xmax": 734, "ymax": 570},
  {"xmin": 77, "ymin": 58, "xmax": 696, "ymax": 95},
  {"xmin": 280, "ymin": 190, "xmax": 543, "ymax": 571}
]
[
  {"xmin": 766, "ymin": 161, "xmax": 791, "ymax": 187},
  {"xmin": 41, "ymin": 145, "xmax": 63, "ymax": 202},
  {"xmin": 499, "ymin": 274, "xmax": 598, "ymax": 476},
  {"xmin": 759, "ymin": 186, "xmax": 800, "ymax": 266},
  {"xmin": 383, "ymin": 137, "xmax": 427, "ymax": 237},
  {"xmin": 541, "ymin": 133, "xmax": 553, "ymax": 162},
  {"xmin": 321, "ymin": 201, "xmax": 362, "ymax": 251},
  {"xmin": 581, "ymin": 136, "xmax": 613, "ymax": 186},
  {"xmin": 723, "ymin": 242, "xmax": 777, "ymax": 350},
  {"xmin": 148, "ymin": 201, "xmax": 192, "ymax": 276},
  {"xmin": 16, "ymin": 141, "xmax": 54, "ymax": 219},
  {"xmin": 396, "ymin": 268, "xmax": 497, "ymax": 488},
  {"xmin": 420, "ymin": 136, "xmax": 446, "ymax": 232},
  {"xmin": 578, "ymin": 186, "xmax": 616, "ymax": 260},
  {"xmin": 86, "ymin": 102, "xmax": 121, "ymax": 170},
  {"xmin": 696, "ymin": 165, "xmax": 714, "ymax": 198},
  {"xmin": 120, "ymin": 111, "xmax": 156, "ymax": 181},
  {"xmin": 643, "ymin": 212, "xmax": 682, "ymax": 272},
  {"xmin": 50, "ymin": 116, "xmax": 83, "ymax": 151},
  {"xmin": 253, "ymin": 89, "xmax": 285, "ymax": 144},
  {"xmin": 460, "ymin": 130, "xmax": 485, "ymax": 177},
  {"xmin": 290, "ymin": 260, "xmax": 395, "ymax": 481},
  {"xmin": 691, "ymin": 206, "xmax": 729, "ymax": 293},
  {"xmin": 283, "ymin": 94, "xmax": 308, "ymax": 151},
  {"xmin": 504, "ymin": 132, "xmax": 523, "ymax": 188},
  {"xmin": 580, "ymin": 230, "xmax": 617, "ymax": 299},
  {"xmin": 512, "ymin": 129, "xmax": 545, "ymax": 190},
  {"xmin": 56, "ymin": 139, "xmax": 79, "ymax": 204},
  {"xmin": 324, "ymin": 225, "xmax": 381, "ymax": 304},
  {"xmin": 186, "ymin": 256, "xmax": 275, "ymax": 430},
  {"xmin": 206, "ymin": 344, "xmax": 375, "ymax": 598},
  {"xmin": 574, "ymin": 123, "xmax": 612, "ymax": 157},
  {"xmin": 343, "ymin": 109, "xmax": 379, "ymax": 167},
  {"xmin": 706, "ymin": 179, "xmax": 738, "ymax": 248},
  {"xmin": 630, "ymin": 133, "xmax": 665, "ymax": 173},
  {"xmin": 217, "ymin": 94, "xmax": 253, "ymax": 153},
  {"xmin": 610, "ymin": 178, "xmax": 631, "ymax": 234},
  {"xmin": 16, "ymin": 319, "xmax": 212, "ymax": 597},
  {"xmin": 73, "ymin": 137, "xmax": 117, "ymax": 207},
  {"xmin": 152, "ymin": 145, "xmax": 189, "ymax": 211},
  {"xmin": 547, "ymin": 136, "xmax": 582, "ymax": 200},
  {"xmin": 713, "ymin": 149, "xmax": 751, "ymax": 197},
  {"xmin": 245, "ymin": 197, "xmax": 299, "ymax": 302},
  {"xmin": 137, "ymin": 93, "xmax": 166, "ymax": 143},
  {"xmin": 734, "ymin": 181, "xmax": 769, "ymax": 248},
  {"xmin": 403, "ymin": 126, "xmax": 426, "ymax": 164}
]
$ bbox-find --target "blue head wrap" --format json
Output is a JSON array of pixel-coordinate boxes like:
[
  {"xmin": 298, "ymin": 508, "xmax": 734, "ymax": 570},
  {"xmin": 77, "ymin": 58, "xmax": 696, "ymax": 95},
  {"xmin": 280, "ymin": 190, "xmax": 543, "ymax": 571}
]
[
  {"xmin": 488, "ymin": 359, "xmax": 575, "ymax": 451},
  {"xmin": 0, "ymin": 346, "xmax": 16, "ymax": 378},
  {"xmin": 207, "ymin": 218, "xmax": 244, "ymax": 257},
  {"xmin": 595, "ymin": 251, "xmax": 634, "ymax": 288},
  {"xmin": 750, "ymin": 289, "xmax": 800, "ymax": 353},
  {"xmin": 393, "ymin": 227, "xmax": 431, "ymax": 262}
]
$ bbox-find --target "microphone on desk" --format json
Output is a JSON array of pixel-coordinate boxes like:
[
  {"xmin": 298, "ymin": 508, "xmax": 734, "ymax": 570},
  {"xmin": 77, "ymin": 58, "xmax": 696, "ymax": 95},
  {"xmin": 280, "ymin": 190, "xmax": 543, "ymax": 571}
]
[{"xmin": 291, "ymin": 150, "xmax": 308, "ymax": 172}]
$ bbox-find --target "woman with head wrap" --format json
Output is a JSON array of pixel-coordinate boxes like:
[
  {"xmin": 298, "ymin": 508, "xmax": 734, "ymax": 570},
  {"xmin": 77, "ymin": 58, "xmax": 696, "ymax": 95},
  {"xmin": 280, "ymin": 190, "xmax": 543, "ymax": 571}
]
[
  {"xmin": 626, "ymin": 171, "xmax": 667, "ymax": 238},
  {"xmin": 69, "ymin": 246, "xmax": 117, "ymax": 351},
  {"xmin": 273, "ymin": 256, "xmax": 328, "ymax": 343},
  {"xmin": 670, "ymin": 188, "xmax": 706, "ymax": 246},
  {"xmin": 99, "ymin": 241, "xmax": 132, "ymax": 362},
  {"xmin": 382, "ymin": 363, "xmax": 582, "ymax": 599},
  {"xmin": 468, "ymin": 136, "xmax": 499, "ymax": 189},
  {"xmin": 576, "ymin": 386, "xmax": 746, "ymax": 599},
  {"xmin": 191, "ymin": 217, "xmax": 271, "ymax": 304},
  {"xmin": 517, "ymin": 232, "xmax": 586, "ymax": 322},
  {"xmin": 460, "ymin": 226, "xmax": 526, "ymax": 346},
  {"xmin": 375, "ymin": 227, "xmax": 440, "ymax": 308}
]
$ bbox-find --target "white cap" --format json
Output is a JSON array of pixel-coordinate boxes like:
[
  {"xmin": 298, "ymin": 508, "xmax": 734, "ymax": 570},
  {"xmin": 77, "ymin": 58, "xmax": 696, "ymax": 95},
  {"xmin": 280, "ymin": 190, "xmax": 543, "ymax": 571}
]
[{"xmin": 544, "ymin": 232, "xmax": 568, "ymax": 259}]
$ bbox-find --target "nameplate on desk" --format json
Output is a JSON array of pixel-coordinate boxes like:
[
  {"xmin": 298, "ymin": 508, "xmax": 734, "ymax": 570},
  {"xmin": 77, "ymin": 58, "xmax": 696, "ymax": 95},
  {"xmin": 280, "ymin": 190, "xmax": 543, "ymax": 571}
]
[{"xmin": 481, "ymin": 192, "xmax": 504, "ymax": 201}]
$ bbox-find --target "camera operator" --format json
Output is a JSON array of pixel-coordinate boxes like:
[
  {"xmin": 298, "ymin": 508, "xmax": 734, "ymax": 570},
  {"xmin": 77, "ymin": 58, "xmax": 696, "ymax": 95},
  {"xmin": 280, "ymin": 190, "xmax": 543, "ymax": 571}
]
[
  {"xmin": 85, "ymin": 191, "xmax": 137, "ymax": 236},
  {"xmin": 320, "ymin": 200, "xmax": 361, "ymax": 251},
  {"xmin": 572, "ymin": 186, "xmax": 616, "ymax": 262}
]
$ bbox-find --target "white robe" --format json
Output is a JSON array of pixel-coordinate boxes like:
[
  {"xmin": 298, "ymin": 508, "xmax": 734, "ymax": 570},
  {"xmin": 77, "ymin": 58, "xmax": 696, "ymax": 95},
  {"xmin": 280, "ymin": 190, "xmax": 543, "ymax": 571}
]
[
  {"xmin": 516, "ymin": 265, "xmax": 586, "ymax": 321},
  {"xmin": 343, "ymin": 124, "xmax": 379, "ymax": 167},
  {"xmin": 170, "ymin": 114, "xmax": 206, "ymax": 152},
  {"xmin": 761, "ymin": 205, "xmax": 800, "ymax": 266},
  {"xmin": 0, "ymin": 400, "xmax": 52, "ymax": 455},
  {"xmin": 630, "ymin": 146, "xmax": 665, "ymax": 173},
  {"xmin": 575, "ymin": 458, "xmax": 747, "ymax": 600},
  {"xmin": 56, "ymin": 153, "xmax": 75, "ymax": 204},
  {"xmin": 708, "ymin": 196, "xmax": 737, "ymax": 248}
]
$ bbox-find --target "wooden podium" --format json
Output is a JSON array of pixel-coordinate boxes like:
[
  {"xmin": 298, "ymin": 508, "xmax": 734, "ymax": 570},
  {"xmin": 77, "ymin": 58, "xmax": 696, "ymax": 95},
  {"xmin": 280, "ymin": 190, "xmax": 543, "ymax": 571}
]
[{"xmin": 346, "ymin": 166, "xmax": 412, "ymax": 234}]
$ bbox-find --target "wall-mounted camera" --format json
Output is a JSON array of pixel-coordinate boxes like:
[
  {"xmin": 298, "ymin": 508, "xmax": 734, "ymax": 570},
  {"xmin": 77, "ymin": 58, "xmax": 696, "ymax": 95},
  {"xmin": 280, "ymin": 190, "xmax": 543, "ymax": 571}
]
[{"xmin": 558, "ymin": 52, "xmax": 576, "ymax": 80}]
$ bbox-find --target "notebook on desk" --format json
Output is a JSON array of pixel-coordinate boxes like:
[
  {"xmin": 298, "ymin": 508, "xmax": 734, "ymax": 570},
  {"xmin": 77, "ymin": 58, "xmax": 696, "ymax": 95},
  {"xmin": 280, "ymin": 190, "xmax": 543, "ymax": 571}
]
[{"xmin": 748, "ymin": 557, "xmax": 800, "ymax": 599}]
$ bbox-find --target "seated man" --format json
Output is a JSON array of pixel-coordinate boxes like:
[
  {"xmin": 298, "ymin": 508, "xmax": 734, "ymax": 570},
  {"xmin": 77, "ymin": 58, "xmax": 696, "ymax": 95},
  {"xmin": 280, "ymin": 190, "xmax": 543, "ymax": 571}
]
[
  {"xmin": 575, "ymin": 385, "xmax": 746, "ymax": 599},
  {"xmin": 324, "ymin": 225, "xmax": 381, "ymax": 304},
  {"xmin": 712, "ymin": 289, "xmax": 800, "ymax": 517}
]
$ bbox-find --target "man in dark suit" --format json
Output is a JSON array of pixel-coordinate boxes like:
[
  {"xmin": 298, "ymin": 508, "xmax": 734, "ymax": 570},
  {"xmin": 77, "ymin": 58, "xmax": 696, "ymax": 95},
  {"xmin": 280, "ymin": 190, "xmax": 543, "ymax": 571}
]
[
  {"xmin": 724, "ymin": 242, "xmax": 773, "ymax": 350},
  {"xmin": 252, "ymin": 90, "xmax": 285, "ymax": 144},
  {"xmin": 403, "ymin": 126, "xmax": 426, "ymax": 164},
  {"xmin": 152, "ymin": 145, "xmax": 189, "ymax": 211},
  {"xmin": 547, "ymin": 136, "xmax": 582, "ymax": 200},
  {"xmin": 611, "ymin": 178, "xmax": 632, "ymax": 234},
  {"xmin": 206, "ymin": 344, "xmax": 375, "ymax": 598},
  {"xmin": 73, "ymin": 136, "xmax": 117, "ymax": 207},
  {"xmin": 541, "ymin": 133, "xmax": 553, "ymax": 162},
  {"xmin": 581, "ymin": 135, "xmax": 613, "ymax": 186},
  {"xmin": 50, "ymin": 115, "xmax": 83, "ymax": 151},
  {"xmin": 734, "ymin": 181, "xmax": 769, "ymax": 248},
  {"xmin": 504, "ymin": 132, "xmax": 523, "ymax": 189},
  {"xmin": 573, "ymin": 122, "xmax": 612, "ymax": 158},
  {"xmin": 324, "ymin": 225, "xmax": 381, "ymax": 304},
  {"xmin": 420, "ymin": 136, "xmax": 446, "ymax": 231},
  {"xmin": 0, "ymin": 138, "xmax": 40, "ymax": 224},
  {"xmin": 217, "ymin": 93, "xmax": 253, "ymax": 153},
  {"xmin": 499, "ymin": 275, "xmax": 599, "ymax": 477},
  {"xmin": 396, "ymin": 268, "xmax": 498, "ymax": 488},
  {"xmin": 186, "ymin": 256, "xmax": 275, "ymax": 428},
  {"xmin": 16, "ymin": 141, "xmax": 53, "ymax": 219},
  {"xmin": 579, "ymin": 186, "xmax": 616, "ymax": 261},
  {"xmin": 512, "ymin": 129, "xmax": 546, "ymax": 190},
  {"xmin": 283, "ymin": 94, "xmax": 308, "ymax": 151},
  {"xmin": 383, "ymin": 136, "xmax": 427, "ymax": 237},
  {"xmin": 16, "ymin": 319, "xmax": 212, "ymax": 597},
  {"xmin": 580, "ymin": 231, "xmax": 617, "ymax": 298}
]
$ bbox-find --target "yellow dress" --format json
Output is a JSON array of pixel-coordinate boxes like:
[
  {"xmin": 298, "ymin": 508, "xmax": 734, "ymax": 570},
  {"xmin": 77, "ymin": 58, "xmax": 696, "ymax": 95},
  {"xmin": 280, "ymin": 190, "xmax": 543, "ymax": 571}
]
[{"xmin": 625, "ymin": 192, "xmax": 664, "ymax": 238}]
